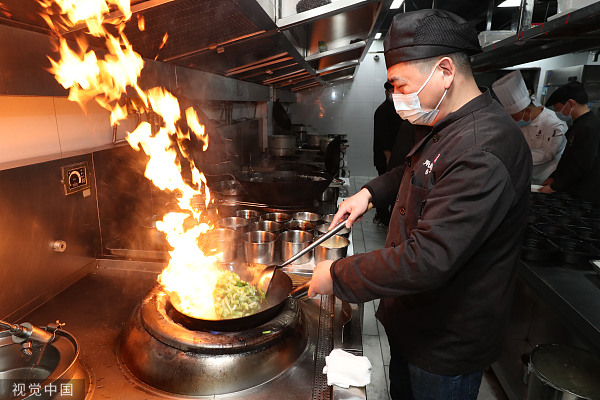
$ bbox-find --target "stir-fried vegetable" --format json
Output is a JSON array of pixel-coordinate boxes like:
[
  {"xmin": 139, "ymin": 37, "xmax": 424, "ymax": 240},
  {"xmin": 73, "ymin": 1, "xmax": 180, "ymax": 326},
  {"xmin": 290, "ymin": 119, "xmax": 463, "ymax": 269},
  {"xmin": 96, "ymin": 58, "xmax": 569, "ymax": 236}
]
[{"xmin": 213, "ymin": 271, "xmax": 265, "ymax": 319}]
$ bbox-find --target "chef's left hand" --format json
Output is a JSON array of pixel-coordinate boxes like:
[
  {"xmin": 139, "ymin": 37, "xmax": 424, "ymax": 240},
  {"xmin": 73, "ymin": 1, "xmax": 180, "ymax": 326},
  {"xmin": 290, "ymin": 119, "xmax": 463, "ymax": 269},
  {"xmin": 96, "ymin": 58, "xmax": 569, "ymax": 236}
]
[
  {"xmin": 308, "ymin": 260, "xmax": 334, "ymax": 297},
  {"xmin": 538, "ymin": 185, "xmax": 555, "ymax": 194}
]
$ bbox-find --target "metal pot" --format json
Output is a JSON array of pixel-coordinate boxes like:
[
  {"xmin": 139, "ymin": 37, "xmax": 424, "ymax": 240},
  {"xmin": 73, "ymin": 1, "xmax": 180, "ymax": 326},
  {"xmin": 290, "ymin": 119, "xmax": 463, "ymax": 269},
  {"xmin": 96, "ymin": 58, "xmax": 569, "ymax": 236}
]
[
  {"xmin": 307, "ymin": 133, "xmax": 323, "ymax": 148},
  {"xmin": 314, "ymin": 235, "xmax": 349, "ymax": 264},
  {"xmin": 320, "ymin": 185, "xmax": 339, "ymax": 202},
  {"xmin": 199, "ymin": 228, "xmax": 238, "ymax": 262},
  {"xmin": 279, "ymin": 230, "xmax": 314, "ymax": 265},
  {"xmin": 268, "ymin": 135, "xmax": 296, "ymax": 157},
  {"xmin": 527, "ymin": 344, "xmax": 600, "ymax": 400},
  {"xmin": 243, "ymin": 231, "xmax": 277, "ymax": 264},
  {"xmin": 317, "ymin": 222, "xmax": 350, "ymax": 238}
]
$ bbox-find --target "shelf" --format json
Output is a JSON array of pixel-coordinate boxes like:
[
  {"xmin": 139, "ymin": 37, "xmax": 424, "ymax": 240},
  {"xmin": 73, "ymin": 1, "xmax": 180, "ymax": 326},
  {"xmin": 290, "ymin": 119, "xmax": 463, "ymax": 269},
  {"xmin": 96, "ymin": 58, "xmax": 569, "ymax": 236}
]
[{"xmin": 472, "ymin": 2, "xmax": 600, "ymax": 72}]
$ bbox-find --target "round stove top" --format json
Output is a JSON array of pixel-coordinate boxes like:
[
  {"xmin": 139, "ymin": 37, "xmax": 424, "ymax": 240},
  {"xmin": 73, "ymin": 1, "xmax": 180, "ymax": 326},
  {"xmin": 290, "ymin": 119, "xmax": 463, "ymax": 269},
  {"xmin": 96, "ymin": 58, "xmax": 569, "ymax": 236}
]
[{"xmin": 119, "ymin": 285, "xmax": 309, "ymax": 396}]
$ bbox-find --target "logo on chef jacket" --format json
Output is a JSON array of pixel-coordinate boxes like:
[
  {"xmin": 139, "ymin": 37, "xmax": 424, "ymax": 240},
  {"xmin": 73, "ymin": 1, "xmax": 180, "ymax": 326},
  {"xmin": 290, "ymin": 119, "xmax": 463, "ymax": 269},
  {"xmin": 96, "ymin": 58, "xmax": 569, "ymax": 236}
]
[{"xmin": 423, "ymin": 154, "xmax": 441, "ymax": 175}]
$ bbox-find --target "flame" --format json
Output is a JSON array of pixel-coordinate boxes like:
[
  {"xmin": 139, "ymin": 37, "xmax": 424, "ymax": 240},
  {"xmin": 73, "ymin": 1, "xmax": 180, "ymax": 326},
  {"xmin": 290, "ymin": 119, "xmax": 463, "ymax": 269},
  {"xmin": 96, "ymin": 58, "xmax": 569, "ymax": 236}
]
[{"xmin": 41, "ymin": 0, "xmax": 226, "ymax": 319}]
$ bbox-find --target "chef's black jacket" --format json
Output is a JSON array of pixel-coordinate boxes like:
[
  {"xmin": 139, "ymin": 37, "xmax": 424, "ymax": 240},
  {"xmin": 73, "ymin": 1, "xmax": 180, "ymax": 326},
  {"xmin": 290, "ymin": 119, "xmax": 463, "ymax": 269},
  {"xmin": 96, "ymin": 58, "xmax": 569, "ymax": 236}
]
[
  {"xmin": 331, "ymin": 90, "xmax": 532, "ymax": 375},
  {"xmin": 373, "ymin": 99, "xmax": 403, "ymax": 173},
  {"xmin": 549, "ymin": 111, "xmax": 600, "ymax": 203}
]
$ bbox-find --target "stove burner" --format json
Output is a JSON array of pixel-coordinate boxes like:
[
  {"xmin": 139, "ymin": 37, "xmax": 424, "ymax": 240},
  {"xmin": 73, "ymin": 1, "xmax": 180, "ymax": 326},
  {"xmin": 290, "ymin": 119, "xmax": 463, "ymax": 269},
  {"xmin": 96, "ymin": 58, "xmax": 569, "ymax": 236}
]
[{"xmin": 118, "ymin": 285, "xmax": 308, "ymax": 396}]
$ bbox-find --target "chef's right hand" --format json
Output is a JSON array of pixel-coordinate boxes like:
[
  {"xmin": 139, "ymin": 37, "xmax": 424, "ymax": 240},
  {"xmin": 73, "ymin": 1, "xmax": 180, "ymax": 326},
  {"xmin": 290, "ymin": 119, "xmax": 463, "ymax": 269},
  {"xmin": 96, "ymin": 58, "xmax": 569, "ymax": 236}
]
[{"xmin": 330, "ymin": 188, "xmax": 372, "ymax": 229}]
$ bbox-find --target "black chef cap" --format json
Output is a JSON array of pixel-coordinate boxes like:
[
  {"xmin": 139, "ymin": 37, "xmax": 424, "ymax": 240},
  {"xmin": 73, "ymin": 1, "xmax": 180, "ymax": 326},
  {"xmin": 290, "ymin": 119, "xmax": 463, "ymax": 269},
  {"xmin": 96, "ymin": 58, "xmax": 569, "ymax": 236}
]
[
  {"xmin": 384, "ymin": 81, "xmax": 394, "ymax": 90},
  {"xmin": 384, "ymin": 9, "xmax": 481, "ymax": 69},
  {"xmin": 545, "ymin": 81, "xmax": 589, "ymax": 107}
]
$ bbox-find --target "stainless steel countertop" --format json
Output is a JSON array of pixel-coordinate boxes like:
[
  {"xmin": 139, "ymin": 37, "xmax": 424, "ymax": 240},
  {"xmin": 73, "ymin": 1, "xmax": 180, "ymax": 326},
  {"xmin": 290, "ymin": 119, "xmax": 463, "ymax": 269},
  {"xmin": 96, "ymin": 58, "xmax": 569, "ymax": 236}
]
[{"xmin": 19, "ymin": 259, "xmax": 365, "ymax": 400}]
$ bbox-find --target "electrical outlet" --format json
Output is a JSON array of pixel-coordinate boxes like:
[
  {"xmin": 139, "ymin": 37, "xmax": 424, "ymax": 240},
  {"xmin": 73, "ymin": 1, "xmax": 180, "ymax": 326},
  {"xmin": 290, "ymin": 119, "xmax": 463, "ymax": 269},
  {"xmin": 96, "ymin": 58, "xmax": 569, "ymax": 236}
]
[{"xmin": 61, "ymin": 161, "xmax": 91, "ymax": 195}]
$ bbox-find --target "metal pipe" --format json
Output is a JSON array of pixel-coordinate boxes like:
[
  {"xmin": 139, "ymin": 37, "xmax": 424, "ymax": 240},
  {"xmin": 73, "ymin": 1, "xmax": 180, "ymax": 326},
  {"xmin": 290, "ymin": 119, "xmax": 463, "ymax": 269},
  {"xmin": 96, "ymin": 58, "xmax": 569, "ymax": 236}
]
[{"xmin": 486, "ymin": 0, "xmax": 495, "ymax": 31}]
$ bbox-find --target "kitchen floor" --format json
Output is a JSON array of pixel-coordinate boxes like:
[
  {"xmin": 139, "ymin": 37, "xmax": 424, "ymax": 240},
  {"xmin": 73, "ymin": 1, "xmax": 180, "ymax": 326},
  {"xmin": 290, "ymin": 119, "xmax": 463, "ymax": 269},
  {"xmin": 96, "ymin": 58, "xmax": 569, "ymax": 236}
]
[{"xmin": 346, "ymin": 176, "xmax": 509, "ymax": 400}]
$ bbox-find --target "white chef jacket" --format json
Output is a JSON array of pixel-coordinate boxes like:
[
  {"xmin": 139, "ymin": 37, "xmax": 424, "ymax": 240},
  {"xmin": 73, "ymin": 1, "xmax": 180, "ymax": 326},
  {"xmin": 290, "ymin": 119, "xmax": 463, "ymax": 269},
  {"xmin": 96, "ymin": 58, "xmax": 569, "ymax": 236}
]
[{"xmin": 520, "ymin": 107, "xmax": 567, "ymax": 184}]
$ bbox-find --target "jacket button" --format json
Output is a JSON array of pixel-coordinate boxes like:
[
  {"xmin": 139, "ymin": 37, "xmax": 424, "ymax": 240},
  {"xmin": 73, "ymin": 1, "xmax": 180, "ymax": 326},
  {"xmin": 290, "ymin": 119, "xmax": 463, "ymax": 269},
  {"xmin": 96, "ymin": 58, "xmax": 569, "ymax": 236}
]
[
  {"xmin": 407, "ymin": 160, "xmax": 411, "ymax": 167},
  {"xmin": 391, "ymin": 242, "xmax": 396, "ymax": 247},
  {"xmin": 400, "ymin": 207, "xmax": 406, "ymax": 215},
  {"xmin": 410, "ymin": 170, "xmax": 415, "ymax": 176},
  {"xmin": 432, "ymin": 134, "xmax": 439, "ymax": 142}
]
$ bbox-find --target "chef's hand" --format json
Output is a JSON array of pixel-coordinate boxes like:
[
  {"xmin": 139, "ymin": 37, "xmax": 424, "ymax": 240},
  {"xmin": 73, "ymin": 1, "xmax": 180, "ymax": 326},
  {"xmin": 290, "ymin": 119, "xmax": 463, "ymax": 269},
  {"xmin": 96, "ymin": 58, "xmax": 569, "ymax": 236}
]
[
  {"xmin": 538, "ymin": 185, "xmax": 555, "ymax": 194},
  {"xmin": 330, "ymin": 188, "xmax": 372, "ymax": 229},
  {"xmin": 308, "ymin": 260, "xmax": 334, "ymax": 297},
  {"xmin": 541, "ymin": 177, "xmax": 554, "ymax": 186}
]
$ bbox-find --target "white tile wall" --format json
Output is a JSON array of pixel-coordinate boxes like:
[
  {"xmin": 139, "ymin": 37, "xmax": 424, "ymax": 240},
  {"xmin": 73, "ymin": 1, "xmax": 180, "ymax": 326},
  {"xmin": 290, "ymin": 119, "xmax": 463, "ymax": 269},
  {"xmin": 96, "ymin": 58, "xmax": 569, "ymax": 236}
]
[{"xmin": 289, "ymin": 40, "xmax": 389, "ymax": 177}]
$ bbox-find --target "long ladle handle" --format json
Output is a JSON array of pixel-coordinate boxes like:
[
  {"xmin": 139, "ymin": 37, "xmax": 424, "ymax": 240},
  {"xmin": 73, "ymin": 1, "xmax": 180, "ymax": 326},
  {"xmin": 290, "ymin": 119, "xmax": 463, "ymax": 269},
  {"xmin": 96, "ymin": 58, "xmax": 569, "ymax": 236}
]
[{"xmin": 280, "ymin": 220, "xmax": 348, "ymax": 268}]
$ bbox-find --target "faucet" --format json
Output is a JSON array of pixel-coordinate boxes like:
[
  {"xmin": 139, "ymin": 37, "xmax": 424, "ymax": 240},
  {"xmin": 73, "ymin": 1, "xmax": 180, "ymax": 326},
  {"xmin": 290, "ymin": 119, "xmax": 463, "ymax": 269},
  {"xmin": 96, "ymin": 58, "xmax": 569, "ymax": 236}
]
[{"xmin": 0, "ymin": 320, "xmax": 58, "ymax": 356}]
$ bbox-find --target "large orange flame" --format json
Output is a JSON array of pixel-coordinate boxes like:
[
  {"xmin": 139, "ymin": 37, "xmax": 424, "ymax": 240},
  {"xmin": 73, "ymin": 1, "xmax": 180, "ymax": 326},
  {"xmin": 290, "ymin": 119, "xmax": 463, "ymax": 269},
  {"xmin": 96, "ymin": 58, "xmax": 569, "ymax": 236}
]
[{"xmin": 40, "ymin": 0, "xmax": 226, "ymax": 319}]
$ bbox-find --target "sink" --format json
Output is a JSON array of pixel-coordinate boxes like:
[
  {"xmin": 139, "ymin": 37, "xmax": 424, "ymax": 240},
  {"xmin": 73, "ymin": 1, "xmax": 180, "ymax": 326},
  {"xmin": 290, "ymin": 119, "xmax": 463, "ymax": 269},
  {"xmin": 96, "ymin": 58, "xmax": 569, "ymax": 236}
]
[{"xmin": 0, "ymin": 329, "xmax": 92, "ymax": 399}]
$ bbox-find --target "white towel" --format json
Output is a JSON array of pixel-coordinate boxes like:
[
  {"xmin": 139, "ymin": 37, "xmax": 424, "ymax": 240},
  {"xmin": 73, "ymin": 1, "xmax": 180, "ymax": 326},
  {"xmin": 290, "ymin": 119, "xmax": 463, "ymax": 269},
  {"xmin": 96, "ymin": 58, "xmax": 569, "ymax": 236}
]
[{"xmin": 322, "ymin": 349, "xmax": 372, "ymax": 388}]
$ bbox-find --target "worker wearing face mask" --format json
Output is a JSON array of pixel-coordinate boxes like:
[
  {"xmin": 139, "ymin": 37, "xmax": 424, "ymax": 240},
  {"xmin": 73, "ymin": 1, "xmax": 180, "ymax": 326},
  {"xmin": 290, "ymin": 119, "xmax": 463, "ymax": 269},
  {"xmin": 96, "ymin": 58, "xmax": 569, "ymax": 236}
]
[
  {"xmin": 541, "ymin": 81, "xmax": 600, "ymax": 202},
  {"xmin": 492, "ymin": 70, "xmax": 567, "ymax": 184},
  {"xmin": 308, "ymin": 9, "xmax": 532, "ymax": 400}
]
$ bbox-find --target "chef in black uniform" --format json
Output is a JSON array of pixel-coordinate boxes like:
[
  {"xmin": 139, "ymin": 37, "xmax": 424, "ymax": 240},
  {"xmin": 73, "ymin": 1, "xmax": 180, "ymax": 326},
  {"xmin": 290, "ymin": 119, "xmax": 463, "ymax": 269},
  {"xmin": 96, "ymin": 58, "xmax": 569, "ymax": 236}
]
[
  {"xmin": 373, "ymin": 81, "xmax": 403, "ymax": 227},
  {"xmin": 540, "ymin": 81, "xmax": 600, "ymax": 203},
  {"xmin": 308, "ymin": 9, "xmax": 532, "ymax": 400}
]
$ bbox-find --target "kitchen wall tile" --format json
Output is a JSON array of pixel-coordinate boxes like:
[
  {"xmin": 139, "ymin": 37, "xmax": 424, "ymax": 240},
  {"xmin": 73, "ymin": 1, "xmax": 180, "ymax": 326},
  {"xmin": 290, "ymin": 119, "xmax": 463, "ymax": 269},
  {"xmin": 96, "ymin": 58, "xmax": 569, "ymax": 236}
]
[
  {"xmin": 344, "ymin": 84, "xmax": 376, "ymax": 103},
  {"xmin": 342, "ymin": 102, "xmax": 373, "ymax": 121},
  {"xmin": 341, "ymin": 117, "xmax": 372, "ymax": 136},
  {"xmin": 0, "ymin": 96, "xmax": 61, "ymax": 164},
  {"xmin": 54, "ymin": 98, "xmax": 112, "ymax": 153}
]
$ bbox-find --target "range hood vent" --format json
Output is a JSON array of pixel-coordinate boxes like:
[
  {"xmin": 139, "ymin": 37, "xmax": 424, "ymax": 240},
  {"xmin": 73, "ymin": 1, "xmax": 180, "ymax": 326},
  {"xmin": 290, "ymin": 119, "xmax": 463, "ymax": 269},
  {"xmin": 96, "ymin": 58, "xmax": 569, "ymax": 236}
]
[{"xmin": 0, "ymin": 0, "xmax": 393, "ymax": 93}]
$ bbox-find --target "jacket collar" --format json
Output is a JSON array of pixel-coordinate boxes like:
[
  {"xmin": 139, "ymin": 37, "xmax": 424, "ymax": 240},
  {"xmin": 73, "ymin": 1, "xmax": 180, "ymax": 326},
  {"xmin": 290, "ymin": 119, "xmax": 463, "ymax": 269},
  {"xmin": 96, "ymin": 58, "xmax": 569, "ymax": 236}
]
[{"xmin": 406, "ymin": 89, "xmax": 493, "ymax": 158}]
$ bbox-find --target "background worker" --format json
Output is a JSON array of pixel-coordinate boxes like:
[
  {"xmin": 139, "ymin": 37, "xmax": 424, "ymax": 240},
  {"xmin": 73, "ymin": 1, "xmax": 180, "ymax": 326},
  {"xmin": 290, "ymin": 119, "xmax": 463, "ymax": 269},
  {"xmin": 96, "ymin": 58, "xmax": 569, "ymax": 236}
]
[
  {"xmin": 541, "ymin": 81, "xmax": 600, "ymax": 203},
  {"xmin": 493, "ymin": 70, "xmax": 567, "ymax": 184},
  {"xmin": 373, "ymin": 81, "xmax": 403, "ymax": 227}
]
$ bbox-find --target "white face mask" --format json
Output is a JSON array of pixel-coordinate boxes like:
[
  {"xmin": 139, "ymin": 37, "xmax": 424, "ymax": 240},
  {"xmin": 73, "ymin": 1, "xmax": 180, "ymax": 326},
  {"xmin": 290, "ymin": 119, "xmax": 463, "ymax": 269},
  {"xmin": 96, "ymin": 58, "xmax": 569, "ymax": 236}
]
[
  {"xmin": 392, "ymin": 63, "xmax": 448, "ymax": 126},
  {"xmin": 555, "ymin": 103, "xmax": 572, "ymax": 122}
]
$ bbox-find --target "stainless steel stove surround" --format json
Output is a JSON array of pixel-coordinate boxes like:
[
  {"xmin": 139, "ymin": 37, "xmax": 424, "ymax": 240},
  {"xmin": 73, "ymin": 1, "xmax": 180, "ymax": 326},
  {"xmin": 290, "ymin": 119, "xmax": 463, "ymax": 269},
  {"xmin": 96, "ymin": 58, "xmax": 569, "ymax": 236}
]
[{"xmin": 15, "ymin": 260, "xmax": 365, "ymax": 400}]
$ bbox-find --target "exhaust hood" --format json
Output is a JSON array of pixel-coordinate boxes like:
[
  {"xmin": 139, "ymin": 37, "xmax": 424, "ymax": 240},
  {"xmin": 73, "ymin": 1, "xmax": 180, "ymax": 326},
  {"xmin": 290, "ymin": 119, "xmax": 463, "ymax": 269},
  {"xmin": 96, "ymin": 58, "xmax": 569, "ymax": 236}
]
[{"xmin": 0, "ymin": 0, "xmax": 391, "ymax": 93}]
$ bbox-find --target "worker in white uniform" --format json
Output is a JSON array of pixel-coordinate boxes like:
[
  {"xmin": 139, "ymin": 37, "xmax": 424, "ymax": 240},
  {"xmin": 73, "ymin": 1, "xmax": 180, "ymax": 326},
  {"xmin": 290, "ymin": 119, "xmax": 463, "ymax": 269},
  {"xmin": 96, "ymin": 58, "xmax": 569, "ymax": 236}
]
[{"xmin": 493, "ymin": 71, "xmax": 567, "ymax": 184}]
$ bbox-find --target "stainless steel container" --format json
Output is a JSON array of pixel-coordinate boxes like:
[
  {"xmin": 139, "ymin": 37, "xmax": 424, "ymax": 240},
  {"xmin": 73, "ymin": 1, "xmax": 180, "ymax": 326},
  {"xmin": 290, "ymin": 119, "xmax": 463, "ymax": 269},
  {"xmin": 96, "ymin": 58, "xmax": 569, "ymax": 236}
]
[
  {"xmin": 268, "ymin": 135, "xmax": 296, "ymax": 157},
  {"xmin": 217, "ymin": 217, "xmax": 248, "ymax": 235},
  {"xmin": 320, "ymin": 185, "xmax": 339, "ymax": 202},
  {"xmin": 248, "ymin": 220, "xmax": 283, "ymax": 235},
  {"xmin": 317, "ymin": 222, "xmax": 350, "ymax": 238},
  {"xmin": 280, "ymin": 230, "xmax": 314, "ymax": 265},
  {"xmin": 292, "ymin": 211, "xmax": 320, "ymax": 223},
  {"xmin": 236, "ymin": 209, "xmax": 261, "ymax": 224},
  {"xmin": 321, "ymin": 214, "xmax": 335, "ymax": 223},
  {"xmin": 284, "ymin": 220, "xmax": 316, "ymax": 234},
  {"xmin": 263, "ymin": 212, "xmax": 292, "ymax": 223},
  {"xmin": 527, "ymin": 344, "xmax": 600, "ymax": 400},
  {"xmin": 201, "ymin": 228, "xmax": 238, "ymax": 262},
  {"xmin": 307, "ymin": 133, "xmax": 323, "ymax": 148},
  {"xmin": 243, "ymin": 231, "xmax": 277, "ymax": 264},
  {"xmin": 314, "ymin": 235, "xmax": 349, "ymax": 264}
]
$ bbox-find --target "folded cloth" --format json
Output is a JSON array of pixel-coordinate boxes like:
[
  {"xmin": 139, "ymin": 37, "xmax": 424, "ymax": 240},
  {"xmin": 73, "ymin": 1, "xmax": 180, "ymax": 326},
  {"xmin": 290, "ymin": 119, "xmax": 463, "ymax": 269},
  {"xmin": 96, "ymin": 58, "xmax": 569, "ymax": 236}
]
[{"xmin": 323, "ymin": 349, "xmax": 372, "ymax": 388}]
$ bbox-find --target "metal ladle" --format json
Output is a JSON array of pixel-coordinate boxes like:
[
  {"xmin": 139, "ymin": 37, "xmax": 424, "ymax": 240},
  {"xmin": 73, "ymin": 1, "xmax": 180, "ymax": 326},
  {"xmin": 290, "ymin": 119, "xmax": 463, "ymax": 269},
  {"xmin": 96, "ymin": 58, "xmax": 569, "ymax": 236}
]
[{"xmin": 257, "ymin": 219, "xmax": 349, "ymax": 296}]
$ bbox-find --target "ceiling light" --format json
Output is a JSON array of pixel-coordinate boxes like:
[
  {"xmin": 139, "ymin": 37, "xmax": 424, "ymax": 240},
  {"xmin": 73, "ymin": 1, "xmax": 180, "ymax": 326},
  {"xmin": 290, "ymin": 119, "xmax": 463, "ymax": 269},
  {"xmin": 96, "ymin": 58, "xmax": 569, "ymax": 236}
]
[
  {"xmin": 375, "ymin": 33, "xmax": 382, "ymax": 39},
  {"xmin": 498, "ymin": 0, "xmax": 521, "ymax": 7},
  {"xmin": 390, "ymin": 0, "xmax": 404, "ymax": 9}
]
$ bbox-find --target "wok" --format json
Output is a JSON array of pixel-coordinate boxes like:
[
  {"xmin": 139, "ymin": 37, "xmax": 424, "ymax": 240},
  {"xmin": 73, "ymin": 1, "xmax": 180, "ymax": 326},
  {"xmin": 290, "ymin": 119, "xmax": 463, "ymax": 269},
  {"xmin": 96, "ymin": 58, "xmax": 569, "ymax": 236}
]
[
  {"xmin": 168, "ymin": 265, "xmax": 309, "ymax": 332},
  {"xmin": 234, "ymin": 170, "xmax": 333, "ymax": 206}
]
